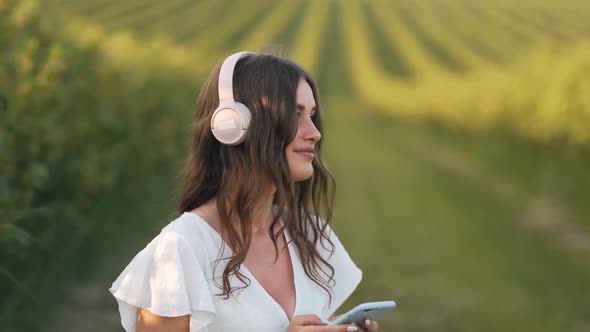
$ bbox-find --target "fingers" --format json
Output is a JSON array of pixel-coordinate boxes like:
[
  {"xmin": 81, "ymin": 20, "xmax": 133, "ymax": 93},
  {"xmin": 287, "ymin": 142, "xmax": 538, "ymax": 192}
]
[
  {"xmin": 310, "ymin": 324, "xmax": 361, "ymax": 331},
  {"xmin": 325, "ymin": 323, "xmax": 364, "ymax": 331},
  {"xmin": 290, "ymin": 315, "xmax": 378, "ymax": 332},
  {"xmin": 291, "ymin": 314, "xmax": 326, "ymax": 326},
  {"xmin": 360, "ymin": 319, "xmax": 379, "ymax": 331},
  {"xmin": 290, "ymin": 316, "xmax": 358, "ymax": 331}
]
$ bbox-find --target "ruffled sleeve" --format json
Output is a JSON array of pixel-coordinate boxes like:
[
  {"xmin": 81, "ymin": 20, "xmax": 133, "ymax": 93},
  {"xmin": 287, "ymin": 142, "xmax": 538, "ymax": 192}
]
[
  {"xmin": 109, "ymin": 231, "xmax": 216, "ymax": 332},
  {"xmin": 316, "ymin": 218, "xmax": 363, "ymax": 319}
]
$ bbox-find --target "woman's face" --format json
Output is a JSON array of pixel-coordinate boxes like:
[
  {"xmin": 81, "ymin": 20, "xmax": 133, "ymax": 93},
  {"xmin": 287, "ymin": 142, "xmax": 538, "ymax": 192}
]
[{"xmin": 285, "ymin": 77, "xmax": 321, "ymax": 182}]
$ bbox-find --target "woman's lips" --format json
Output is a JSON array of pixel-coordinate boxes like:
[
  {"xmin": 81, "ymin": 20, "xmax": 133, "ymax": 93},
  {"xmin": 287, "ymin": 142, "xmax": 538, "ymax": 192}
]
[{"xmin": 296, "ymin": 151, "xmax": 315, "ymax": 159}]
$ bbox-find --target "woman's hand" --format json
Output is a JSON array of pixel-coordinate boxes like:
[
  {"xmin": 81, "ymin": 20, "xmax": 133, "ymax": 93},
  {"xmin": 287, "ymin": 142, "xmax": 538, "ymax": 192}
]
[
  {"xmin": 286, "ymin": 315, "xmax": 380, "ymax": 332},
  {"xmin": 358, "ymin": 318, "xmax": 379, "ymax": 331},
  {"xmin": 328, "ymin": 314, "xmax": 380, "ymax": 332}
]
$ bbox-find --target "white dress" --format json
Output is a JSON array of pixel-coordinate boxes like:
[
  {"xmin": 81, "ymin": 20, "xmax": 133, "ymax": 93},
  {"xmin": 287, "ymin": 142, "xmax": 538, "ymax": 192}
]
[{"xmin": 109, "ymin": 211, "xmax": 363, "ymax": 332}]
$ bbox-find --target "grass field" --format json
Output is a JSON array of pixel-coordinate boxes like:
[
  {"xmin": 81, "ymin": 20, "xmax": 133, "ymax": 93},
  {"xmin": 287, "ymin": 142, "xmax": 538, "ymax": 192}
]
[{"xmin": 27, "ymin": 0, "xmax": 590, "ymax": 331}]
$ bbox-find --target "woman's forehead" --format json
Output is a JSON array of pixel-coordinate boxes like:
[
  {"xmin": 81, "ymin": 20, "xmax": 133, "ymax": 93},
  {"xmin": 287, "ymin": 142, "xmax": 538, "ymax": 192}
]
[{"xmin": 296, "ymin": 79, "xmax": 316, "ymax": 109}]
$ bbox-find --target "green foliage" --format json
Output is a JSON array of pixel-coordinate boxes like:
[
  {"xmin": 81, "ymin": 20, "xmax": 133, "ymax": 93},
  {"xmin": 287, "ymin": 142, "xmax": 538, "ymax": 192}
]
[{"xmin": 0, "ymin": 0, "xmax": 196, "ymax": 304}]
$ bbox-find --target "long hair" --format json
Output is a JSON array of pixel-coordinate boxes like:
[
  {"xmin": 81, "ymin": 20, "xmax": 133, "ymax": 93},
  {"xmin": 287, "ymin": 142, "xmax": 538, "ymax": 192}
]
[{"xmin": 176, "ymin": 53, "xmax": 336, "ymax": 306}]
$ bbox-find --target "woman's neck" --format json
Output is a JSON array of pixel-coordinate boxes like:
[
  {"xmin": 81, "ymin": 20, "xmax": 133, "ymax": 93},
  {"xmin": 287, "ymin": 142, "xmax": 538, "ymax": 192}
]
[{"xmin": 207, "ymin": 186, "xmax": 278, "ymax": 236}]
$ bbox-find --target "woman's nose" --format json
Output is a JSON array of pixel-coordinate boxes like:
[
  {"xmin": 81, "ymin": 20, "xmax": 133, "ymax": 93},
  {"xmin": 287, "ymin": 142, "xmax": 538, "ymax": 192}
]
[{"xmin": 303, "ymin": 118, "xmax": 321, "ymax": 142}]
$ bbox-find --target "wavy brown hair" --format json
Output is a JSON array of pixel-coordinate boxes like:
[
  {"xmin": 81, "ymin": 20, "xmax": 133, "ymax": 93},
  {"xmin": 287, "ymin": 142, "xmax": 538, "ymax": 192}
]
[{"xmin": 175, "ymin": 53, "xmax": 337, "ymax": 306}]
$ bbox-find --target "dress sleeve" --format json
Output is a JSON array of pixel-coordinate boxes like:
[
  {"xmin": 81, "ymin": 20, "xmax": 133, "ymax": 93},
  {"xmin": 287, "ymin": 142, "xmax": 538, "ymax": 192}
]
[
  {"xmin": 317, "ymin": 219, "xmax": 363, "ymax": 319},
  {"xmin": 108, "ymin": 231, "xmax": 216, "ymax": 332}
]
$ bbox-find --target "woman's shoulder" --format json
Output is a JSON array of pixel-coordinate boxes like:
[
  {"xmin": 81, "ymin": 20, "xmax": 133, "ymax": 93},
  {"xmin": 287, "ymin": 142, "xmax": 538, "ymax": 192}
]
[
  {"xmin": 170, "ymin": 210, "xmax": 216, "ymax": 238},
  {"xmin": 109, "ymin": 211, "xmax": 217, "ymax": 330},
  {"xmin": 162, "ymin": 211, "xmax": 209, "ymax": 239},
  {"xmin": 141, "ymin": 211, "xmax": 217, "ymax": 265},
  {"xmin": 109, "ymin": 212, "xmax": 215, "ymax": 301}
]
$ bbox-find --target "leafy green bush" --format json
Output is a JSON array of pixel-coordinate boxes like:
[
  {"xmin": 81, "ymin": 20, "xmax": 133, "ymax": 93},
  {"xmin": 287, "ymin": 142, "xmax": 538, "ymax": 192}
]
[{"xmin": 0, "ymin": 0, "xmax": 197, "ymax": 307}]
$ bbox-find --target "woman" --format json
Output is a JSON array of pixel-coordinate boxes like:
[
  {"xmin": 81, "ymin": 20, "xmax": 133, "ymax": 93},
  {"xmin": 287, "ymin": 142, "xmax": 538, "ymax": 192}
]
[{"xmin": 109, "ymin": 52, "xmax": 380, "ymax": 332}]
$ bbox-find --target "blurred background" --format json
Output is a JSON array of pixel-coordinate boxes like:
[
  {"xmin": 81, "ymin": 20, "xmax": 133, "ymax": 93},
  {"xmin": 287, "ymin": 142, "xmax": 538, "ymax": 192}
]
[{"xmin": 2, "ymin": 0, "xmax": 590, "ymax": 331}]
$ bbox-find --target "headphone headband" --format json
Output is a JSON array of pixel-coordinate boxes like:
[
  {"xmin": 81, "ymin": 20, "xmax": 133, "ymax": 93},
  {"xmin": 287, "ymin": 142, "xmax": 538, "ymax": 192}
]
[{"xmin": 218, "ymin": 51, "xmax": 255, "ymax": 102}]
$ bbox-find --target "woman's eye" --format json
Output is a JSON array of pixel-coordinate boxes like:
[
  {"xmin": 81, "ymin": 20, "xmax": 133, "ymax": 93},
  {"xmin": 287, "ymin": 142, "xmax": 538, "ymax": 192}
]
[{"xmin": 298, "ymin": 111, "xmax": 315, "ymax": 118}]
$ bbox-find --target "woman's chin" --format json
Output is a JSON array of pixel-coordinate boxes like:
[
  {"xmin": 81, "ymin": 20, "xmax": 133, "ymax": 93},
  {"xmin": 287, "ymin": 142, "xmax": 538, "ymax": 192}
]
[{"xmin": 292, "ymin": 167, "xmax": 314, "ymax": 182}]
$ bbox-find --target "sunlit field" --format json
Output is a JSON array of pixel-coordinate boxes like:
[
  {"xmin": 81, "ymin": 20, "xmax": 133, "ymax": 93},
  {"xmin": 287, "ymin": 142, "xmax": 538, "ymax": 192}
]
[{"xmin": 2, "ymin": 0, "xmax": 590, "ymax": 331}]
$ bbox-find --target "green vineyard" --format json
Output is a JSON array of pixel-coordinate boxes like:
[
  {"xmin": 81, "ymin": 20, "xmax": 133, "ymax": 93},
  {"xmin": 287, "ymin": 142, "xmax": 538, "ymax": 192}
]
[
  {"xmin": 3, "ymin": 0, "xmax": 590, "ymax": 331},
  {"xmin": 49, "ymin": 0, "xmax": 590, "ymax": 147}
]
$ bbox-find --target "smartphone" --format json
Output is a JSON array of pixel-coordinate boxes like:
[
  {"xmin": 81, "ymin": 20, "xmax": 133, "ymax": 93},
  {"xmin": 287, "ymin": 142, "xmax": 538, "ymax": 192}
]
[{"xmin": 326, "ymin": 301, "xmax": 396, "ymax": 326}]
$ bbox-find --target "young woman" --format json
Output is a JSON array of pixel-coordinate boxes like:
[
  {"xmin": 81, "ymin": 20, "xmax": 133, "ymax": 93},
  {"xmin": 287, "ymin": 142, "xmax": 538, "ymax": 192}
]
[{"xmin": 109, "ymin": 52, "xmax": 380, "ymax": 332}]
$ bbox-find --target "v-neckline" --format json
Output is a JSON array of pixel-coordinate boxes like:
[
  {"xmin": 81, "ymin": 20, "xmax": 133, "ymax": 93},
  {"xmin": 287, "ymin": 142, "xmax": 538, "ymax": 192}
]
[{"xmin": 184, "ymin": 211, "xmax": 299, "ymax": 323}]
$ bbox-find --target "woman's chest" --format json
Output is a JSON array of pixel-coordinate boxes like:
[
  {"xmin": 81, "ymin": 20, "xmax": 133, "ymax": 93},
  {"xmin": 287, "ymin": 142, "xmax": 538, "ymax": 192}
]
[
  {"xmin": 205, "ymin": 270, "xmax": 328, "ymax": 332},
  {"xmin": 203, "ymin": 241, "xmax": 331, "ymax": 332},
  {"xmin": 244, "ymin": 243, "xmax": 297, "ymax": 321}
]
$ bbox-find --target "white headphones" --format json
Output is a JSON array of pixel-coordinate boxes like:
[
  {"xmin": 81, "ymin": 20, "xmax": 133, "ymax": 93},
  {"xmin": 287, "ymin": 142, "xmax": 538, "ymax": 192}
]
[{"xmin": 210, "ymin": 51, "xmax": 255, "ymax": 146}]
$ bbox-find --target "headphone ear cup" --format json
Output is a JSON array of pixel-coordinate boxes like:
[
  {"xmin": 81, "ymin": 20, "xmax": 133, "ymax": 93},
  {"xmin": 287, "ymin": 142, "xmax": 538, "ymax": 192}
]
[
  {"xmin": 211, "ymin": 51, "xmax": 255, "ymax": 146},
  {"xmin": 211, "ymin": 101, "xmax": 252, "ymax": 146}
]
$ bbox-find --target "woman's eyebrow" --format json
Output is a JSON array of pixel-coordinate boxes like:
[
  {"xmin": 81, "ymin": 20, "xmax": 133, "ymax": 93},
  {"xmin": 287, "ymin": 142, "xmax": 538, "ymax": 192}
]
[{"xmin": 297, "ymin": 104, "xmax": 317, "ymax": 111}]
